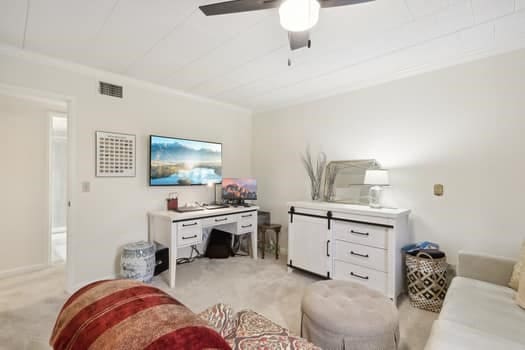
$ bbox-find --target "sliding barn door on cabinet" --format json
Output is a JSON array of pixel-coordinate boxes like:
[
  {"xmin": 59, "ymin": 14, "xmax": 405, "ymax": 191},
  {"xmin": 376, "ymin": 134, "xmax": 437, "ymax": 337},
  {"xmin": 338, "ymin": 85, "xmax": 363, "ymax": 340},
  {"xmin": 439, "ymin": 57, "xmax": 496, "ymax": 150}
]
[{"xmin": 288, "ymin": 213, "xmax": 331, "ymax": 278}]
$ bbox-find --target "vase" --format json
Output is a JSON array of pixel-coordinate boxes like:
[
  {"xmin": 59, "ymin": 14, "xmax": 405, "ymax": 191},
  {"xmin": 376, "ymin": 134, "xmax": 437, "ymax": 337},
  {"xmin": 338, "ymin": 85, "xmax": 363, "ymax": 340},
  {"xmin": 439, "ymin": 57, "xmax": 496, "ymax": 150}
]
[
  {"xmin": 311, "ymin": 181, "xmax": 321, "ymax": 200},
  {"xmin": 120, "ymin": 241, "xmax": 155, "ymax": 283}
]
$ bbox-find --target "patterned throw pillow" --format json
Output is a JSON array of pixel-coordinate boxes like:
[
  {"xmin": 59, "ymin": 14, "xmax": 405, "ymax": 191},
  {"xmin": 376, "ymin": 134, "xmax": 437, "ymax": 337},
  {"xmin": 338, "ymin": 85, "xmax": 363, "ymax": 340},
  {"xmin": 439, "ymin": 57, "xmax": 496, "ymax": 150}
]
[
  {"xmin": 198, "ymin": 303, "xmax": 237, "ymax": 339},
  {"xmin": 510, "ymin": 242, "xmax": 525, "ymax": 290}
]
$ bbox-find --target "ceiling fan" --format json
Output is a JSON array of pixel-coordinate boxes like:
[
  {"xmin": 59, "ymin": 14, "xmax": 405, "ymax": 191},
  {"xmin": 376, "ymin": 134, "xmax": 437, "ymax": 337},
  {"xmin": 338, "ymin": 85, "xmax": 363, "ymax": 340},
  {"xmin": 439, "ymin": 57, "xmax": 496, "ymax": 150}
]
[{"xmin": 199, "ymin": 0, "xmax": 374, "ymax": 64}]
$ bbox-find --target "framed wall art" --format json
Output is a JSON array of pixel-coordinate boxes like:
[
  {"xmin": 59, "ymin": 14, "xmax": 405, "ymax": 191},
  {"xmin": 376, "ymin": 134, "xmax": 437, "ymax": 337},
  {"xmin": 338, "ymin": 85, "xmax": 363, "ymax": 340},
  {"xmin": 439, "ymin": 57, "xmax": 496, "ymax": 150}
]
[{"xmin": 96, "ymin": 131, "xmax": 136, "ymax": 177}]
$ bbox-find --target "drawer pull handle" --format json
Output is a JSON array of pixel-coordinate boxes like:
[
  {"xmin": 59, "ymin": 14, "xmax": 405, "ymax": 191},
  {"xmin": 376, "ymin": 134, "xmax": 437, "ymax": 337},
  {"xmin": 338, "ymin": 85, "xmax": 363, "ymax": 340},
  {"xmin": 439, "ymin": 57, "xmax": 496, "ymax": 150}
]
[
  {"xmin": 350, "ymin": 229, "xmax": 369, "ymax": 236},
  {"xmin": 241, "ymin": 224, "xmax": 252, "ymax": 228},
  {"xmin": 350, "ymin": 251, "xmax": 369, "ymax": 258},
  {"xmin": 350, "ymin": 272, "xmax": 369, "ymax": 280},
  {"xmin": 241, "ymin": 214, "xmax": 253, "ymax": 218},
  {"xmin": 326, "ymin": 240, "xmax": 330, "ymax": 257},
  {"xmin": 182, "ymin": 235, "xmax": 198, "ymax": 240},
  {"xmin": 182, "ymin": 222, "xmax": 198, "ymax": 227},
  {"xmin": 215, "ymin": 218, "xmax": 228, "ymax": 222}
]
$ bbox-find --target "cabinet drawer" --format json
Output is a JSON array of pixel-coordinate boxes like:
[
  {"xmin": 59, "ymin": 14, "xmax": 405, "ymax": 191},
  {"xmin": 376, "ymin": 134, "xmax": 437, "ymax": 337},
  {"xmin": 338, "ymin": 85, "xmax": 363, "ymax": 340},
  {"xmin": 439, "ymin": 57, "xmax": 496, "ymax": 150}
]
[
  {"xmin": 334, "ymin": 240, "xmax": 387, "ymax": 272},
  {"xmin": 332, "ymin": 221, "xmax": 388, "ymax": 249},
  {"xmin": 333, "ymin": 260, "xmax": 387, "ymax": 295},
  {"xmin": 177, "ymin": 228, "xmax": 202, "ymax": 246},
  {"xmin": 202, "ymin": 215, "xmax": 231, "ymax": 227}
]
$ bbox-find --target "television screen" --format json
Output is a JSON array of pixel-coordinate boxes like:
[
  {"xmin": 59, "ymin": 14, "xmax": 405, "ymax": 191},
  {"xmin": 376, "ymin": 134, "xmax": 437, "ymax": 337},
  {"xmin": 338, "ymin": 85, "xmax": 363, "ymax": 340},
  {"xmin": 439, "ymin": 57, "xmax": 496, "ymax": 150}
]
[
  {"xmin": 222, "ymin": 178, "xmax": 257, "ymax": 200},
  {"xmin": 149, "ymin": 135, "xmax": 222, "ymax": 186}
]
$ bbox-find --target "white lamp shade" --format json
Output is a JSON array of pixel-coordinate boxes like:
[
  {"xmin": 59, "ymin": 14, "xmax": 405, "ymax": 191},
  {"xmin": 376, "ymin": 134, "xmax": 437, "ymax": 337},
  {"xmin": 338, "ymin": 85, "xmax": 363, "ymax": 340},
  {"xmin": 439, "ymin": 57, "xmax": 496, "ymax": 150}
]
[
  {"xmin": 279, "ymin": 0, "xmax": 320, "ymax": 32},
  {"xmin": 364, "ymin": 170, "xmax": 390, "ymax": 186}
]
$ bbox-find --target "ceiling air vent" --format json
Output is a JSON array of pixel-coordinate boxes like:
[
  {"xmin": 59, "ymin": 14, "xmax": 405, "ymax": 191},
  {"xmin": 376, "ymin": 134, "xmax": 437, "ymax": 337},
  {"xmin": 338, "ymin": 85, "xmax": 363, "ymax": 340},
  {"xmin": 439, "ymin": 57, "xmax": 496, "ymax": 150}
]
[{"xmin": 99, "ymin": 81, "xmax": 123, "ymax": 98}]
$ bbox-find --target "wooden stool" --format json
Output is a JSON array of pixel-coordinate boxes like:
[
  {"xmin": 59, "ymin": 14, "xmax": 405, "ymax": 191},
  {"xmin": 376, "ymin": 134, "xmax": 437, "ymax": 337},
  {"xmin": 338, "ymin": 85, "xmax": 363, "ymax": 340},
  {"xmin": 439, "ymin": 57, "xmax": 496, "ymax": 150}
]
[{"xmin": 258, "ymin": 224, "xmax": 281, "ymax": 259}]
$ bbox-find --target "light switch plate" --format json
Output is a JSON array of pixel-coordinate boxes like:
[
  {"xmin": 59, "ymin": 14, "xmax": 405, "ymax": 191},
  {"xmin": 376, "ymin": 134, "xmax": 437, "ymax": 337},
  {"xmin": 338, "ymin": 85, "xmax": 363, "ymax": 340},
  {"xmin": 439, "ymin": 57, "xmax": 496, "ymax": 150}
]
[{"xmin": 434, "ymin": 184, "xmax": 443, "ymax": 196}]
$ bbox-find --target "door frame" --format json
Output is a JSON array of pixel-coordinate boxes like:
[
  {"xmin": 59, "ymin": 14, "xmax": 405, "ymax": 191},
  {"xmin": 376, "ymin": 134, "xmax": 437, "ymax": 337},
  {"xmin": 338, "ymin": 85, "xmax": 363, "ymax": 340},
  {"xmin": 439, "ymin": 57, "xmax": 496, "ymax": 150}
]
[{"xmin": 0, "ymin": 82, "xmax": 77, "ymax": 292}]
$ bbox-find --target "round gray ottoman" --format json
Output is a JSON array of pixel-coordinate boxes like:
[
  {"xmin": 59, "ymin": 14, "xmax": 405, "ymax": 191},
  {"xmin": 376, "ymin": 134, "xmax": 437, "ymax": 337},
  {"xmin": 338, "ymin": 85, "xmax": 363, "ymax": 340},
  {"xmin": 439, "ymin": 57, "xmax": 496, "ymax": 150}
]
[{"xmin": 301, "ymin": 280, "xmax": 399, "ymax": 350}]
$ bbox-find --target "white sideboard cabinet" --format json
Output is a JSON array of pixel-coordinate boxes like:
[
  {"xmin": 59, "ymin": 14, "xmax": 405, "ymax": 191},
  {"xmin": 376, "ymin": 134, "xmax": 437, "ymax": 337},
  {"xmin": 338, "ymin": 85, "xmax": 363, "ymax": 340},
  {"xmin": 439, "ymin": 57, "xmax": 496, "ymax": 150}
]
[{"xmin": 287, "ymin": 201, "xmax": 410, "ymax": 301}]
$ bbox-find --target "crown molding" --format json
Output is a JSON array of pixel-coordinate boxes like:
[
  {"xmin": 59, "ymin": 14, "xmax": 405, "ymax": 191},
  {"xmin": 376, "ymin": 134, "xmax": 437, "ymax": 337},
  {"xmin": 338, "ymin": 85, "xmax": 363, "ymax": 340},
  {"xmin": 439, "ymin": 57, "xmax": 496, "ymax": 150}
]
[
  {"xmin": 0, "ymin": 83, "xmax": 68, "ymax": 110},
  {"xmin": 0, "ymin": 44, "xmax": 252, "ymax": 115}
]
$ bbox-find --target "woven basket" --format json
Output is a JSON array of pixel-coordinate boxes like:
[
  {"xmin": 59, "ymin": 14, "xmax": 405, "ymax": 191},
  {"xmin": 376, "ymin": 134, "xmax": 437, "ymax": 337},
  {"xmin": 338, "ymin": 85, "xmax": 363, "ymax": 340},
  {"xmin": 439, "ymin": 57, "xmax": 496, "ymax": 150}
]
[{"xmin": 406, "ymin": 250, "xmax": 448, "ymax": 313}]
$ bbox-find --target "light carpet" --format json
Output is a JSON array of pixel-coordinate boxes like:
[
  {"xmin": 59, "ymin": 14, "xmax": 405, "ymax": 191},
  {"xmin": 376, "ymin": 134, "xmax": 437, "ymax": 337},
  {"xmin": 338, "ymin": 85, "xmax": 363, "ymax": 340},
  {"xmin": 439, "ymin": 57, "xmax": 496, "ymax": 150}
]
[{"xmin": 0, "ymin": 256, "xmax": 437, "ymax": 350}]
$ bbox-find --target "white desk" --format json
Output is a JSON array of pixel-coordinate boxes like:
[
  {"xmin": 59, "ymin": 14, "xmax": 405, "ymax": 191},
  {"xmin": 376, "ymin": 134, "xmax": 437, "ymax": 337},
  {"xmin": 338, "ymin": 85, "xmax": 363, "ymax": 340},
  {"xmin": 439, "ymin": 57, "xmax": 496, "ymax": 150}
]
[{"xmin": 148, "ymin": 206, "xmax": 259, "ymax": 288}]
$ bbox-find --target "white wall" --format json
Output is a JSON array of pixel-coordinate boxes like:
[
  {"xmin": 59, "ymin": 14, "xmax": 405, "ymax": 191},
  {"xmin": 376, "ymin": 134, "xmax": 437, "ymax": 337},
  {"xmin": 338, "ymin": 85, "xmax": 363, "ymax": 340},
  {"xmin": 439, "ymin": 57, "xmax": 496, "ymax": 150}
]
[
  {"xmin": 0, "ymin": 46, "xmax": 252, "ymax": 289},
  {"xmin": 0, "ymin": 94, "xmax": 64, "ymax": 275},
  {"xmin": 253, "ymin": 48, "xmax": 525, "ymax": 264}
]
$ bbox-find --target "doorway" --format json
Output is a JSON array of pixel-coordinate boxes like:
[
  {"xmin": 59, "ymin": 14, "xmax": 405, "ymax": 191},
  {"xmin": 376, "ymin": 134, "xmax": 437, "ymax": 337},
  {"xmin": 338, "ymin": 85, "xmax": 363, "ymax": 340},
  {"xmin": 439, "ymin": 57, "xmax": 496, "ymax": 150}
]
[
  {"xmin": 50, "ymin": 114, "xmax": 68, "ymax": 264},
  {"xmin": 0, "ymin": 87, "xmax": 71, "ymax": 286}
]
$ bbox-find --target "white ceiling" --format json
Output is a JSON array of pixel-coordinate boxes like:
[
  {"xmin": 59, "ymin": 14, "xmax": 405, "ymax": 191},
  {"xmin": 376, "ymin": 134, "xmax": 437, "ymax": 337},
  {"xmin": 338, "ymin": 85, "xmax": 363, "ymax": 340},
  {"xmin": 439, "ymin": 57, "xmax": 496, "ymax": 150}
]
[{"xmin": 1, "ymin": 0, "xmax": 524, "ymax": 111}]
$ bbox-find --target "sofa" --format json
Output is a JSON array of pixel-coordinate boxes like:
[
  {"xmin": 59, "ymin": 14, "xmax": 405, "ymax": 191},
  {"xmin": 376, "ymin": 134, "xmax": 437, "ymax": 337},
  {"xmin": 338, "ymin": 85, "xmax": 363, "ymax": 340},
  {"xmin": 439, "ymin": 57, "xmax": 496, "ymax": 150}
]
[{"xmin": 424, "ymin": 251, "xmax": 525, "ymax": 350}]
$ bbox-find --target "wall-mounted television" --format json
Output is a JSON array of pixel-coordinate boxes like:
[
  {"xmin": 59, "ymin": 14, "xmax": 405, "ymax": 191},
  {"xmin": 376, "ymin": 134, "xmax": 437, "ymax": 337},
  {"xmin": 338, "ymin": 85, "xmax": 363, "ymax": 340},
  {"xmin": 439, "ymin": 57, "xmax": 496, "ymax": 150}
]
[{"xmin": 149, "ymin": 135, "xmax": 222, "ymax": 186}]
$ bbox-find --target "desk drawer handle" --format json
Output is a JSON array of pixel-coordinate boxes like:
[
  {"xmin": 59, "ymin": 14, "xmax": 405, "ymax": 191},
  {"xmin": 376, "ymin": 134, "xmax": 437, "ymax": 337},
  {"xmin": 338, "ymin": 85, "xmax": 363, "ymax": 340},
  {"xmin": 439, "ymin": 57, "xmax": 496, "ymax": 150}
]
[
  {"xmin": 350, "ymin": 229, "xmax": 369, "ymax": 236},
  {"xmin": 350, "ymin": 272, "xmax": 369, "ymax": 280},
  {"xmin": 182, "ymin": 222, "xmax": 198, "ymax": 227},
  {"xmin": 182, "ymin": 235, "xmax": 198, "ymax": 240},
  {"xmin": 215, "ymin": 218, "xmax": 228, "ymax": 222},
  {"xmin": 241, "ymin": 224, "xmax": 252, "ymax": 228},
  {"xmin": 350, "ymin": 251, "xmax": 369, "ymax": 258},
  {"xmin": 241, "ymin": 214, "xmax": 253, "ymax": 218}
]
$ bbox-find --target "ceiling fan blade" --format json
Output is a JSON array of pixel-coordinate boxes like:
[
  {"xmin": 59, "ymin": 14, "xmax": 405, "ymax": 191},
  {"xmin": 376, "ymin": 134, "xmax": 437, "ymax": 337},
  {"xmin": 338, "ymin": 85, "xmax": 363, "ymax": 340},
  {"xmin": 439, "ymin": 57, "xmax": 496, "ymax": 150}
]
[
  {"xmin": 199, "ymin": 0, "xmax": 282, "ymax": 16},
  {"xmin": 319, "ymin": 0, "xmax": 374, "ymax": 8},
  {"xmin": 288, "ymin": 31, "xmax": 310, "ymax": 51}
]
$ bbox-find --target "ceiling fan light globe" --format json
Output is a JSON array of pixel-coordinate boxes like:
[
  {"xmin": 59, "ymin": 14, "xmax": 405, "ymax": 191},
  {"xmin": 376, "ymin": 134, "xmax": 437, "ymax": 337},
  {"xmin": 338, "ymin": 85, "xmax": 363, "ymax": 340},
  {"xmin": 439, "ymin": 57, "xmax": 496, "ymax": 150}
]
[{"xmin": 279, "ymin": 0, "xmax": 320, "ymax": 32}]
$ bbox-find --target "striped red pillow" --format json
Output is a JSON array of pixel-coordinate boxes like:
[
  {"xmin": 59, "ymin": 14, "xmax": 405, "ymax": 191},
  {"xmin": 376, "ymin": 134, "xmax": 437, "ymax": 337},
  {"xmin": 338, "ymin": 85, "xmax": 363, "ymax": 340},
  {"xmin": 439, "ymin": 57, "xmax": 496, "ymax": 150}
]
[{"xmin": 50, "ymin": 279, "xmax": 231, "ymax": 350}]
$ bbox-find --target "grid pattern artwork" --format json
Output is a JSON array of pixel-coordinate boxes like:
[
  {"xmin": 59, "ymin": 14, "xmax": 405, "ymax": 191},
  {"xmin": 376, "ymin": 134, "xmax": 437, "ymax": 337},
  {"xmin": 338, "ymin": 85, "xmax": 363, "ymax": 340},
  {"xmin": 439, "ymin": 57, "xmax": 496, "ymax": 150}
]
[{"xmin": 96, "ymin": 131, "xmax": 136, "ymax": 177}]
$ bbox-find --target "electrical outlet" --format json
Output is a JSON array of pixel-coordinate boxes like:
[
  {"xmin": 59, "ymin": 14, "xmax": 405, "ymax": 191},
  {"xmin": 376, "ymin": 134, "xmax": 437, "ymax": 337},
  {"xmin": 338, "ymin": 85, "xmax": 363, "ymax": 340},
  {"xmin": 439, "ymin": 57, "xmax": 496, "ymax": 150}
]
[
  {"xmin": 434, "ymin": 184, "xmax": 443, "ymax": 196},
  {"xmin": 81, "ymin": 181, "xmax": 91, "ymax": 193}
]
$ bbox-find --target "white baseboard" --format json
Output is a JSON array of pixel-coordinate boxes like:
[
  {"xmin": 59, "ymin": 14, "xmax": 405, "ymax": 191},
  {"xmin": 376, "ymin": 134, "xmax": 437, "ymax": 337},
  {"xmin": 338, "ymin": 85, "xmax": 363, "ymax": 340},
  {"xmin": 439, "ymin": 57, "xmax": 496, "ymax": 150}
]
[
  {"xmin": 68, "ymin": 274, "xmax": 117, "ymax": 294},
  {"xmin": 0, "ymin": 263, "xmax": 48, "ymax": 279}
]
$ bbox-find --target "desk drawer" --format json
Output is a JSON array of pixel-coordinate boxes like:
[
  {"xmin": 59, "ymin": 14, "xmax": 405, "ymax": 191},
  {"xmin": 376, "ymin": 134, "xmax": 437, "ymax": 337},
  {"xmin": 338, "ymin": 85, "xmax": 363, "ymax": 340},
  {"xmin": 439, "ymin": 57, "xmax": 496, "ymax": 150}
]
[
  {"xmin": 238, "ymin": 221, "xmax": 256, "ymax": 234},
  {"xmin": 238, "ymin": 212, "xmax": 256, "ymax": 222},
  {"xmin": 177, "ymin": 220, "xmax": 201, "ymax": 231},
  {"xmin": 202, "ymin": 215, "xmax": 231, "ymax": 227},
  {"xmin": 237, "ymin": 212, "xmax": 256, "ymax": 234},
  {"xmin": 335, "ymin": 240, "xmax": 387, "ymax": 272},
  {"xmin": 177, "ymin": 228, "xmax": 201, "ymax": 246},
  {"xmin": 334, "ymin": 260, "xmax": 387, "ymax": 295},
  {"xmin": 332, "ymin": 221, "xmax": 388, "ymax": 249}
]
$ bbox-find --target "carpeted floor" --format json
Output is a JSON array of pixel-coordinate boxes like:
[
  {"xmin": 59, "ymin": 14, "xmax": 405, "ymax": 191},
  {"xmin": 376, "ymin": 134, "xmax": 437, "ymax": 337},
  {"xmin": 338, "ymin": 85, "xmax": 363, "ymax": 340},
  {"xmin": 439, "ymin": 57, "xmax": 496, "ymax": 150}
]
[{"xmin": 0, "ymin": 256, "xmax": 437, "ymax": 350}]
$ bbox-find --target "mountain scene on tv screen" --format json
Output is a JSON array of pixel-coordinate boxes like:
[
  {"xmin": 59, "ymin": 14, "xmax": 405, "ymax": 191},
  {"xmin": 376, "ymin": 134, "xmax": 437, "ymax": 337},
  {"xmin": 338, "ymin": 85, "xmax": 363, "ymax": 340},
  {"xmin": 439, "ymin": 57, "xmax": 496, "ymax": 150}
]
[
  {"xmin": 150, "ymin": 136, "xmax": 222, "ymax": 185},
  {"xmin": 223, "ymin": 179, "xmax": 257, "ymax": 200}
]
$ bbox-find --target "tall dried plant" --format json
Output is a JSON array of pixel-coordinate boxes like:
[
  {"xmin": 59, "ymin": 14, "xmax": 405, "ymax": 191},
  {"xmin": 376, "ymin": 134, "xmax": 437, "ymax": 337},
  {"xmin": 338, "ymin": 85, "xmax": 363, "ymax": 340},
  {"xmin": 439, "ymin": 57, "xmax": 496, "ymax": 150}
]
[{"xmin": 301, "ymin": 146, "xmax": 327, "ymax": 200}]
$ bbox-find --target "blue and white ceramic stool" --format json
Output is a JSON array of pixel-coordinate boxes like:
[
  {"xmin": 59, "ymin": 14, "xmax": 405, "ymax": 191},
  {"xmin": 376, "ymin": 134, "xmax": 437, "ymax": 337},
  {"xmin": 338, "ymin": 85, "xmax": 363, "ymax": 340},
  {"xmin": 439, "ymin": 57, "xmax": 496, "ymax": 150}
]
[{"xmin": 120, "ymin": 241, "xmax": 155, "ymax": 283}]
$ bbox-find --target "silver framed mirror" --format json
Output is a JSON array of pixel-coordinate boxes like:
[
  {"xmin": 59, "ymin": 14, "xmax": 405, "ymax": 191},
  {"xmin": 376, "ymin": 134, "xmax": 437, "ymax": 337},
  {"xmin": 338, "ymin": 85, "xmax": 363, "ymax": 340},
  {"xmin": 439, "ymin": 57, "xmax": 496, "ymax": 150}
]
[{"xmin": 323, "ymin": 159, "xmax": 380, "ymax": 204}]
